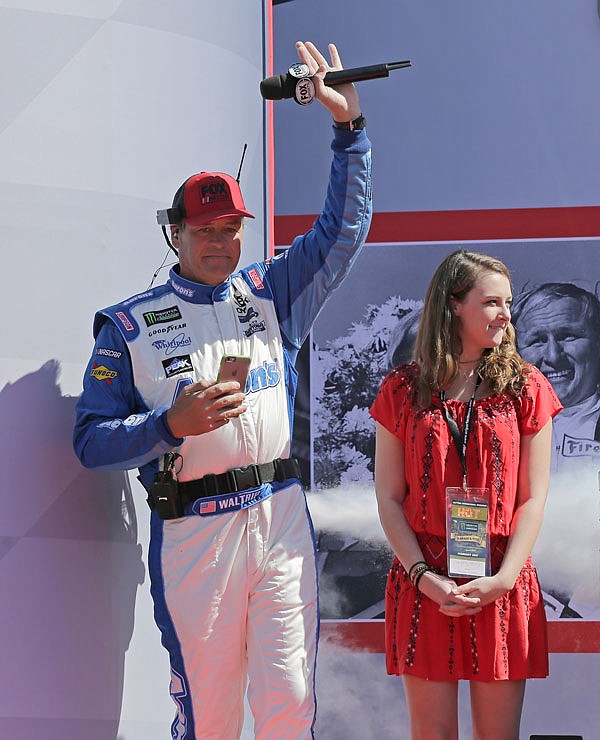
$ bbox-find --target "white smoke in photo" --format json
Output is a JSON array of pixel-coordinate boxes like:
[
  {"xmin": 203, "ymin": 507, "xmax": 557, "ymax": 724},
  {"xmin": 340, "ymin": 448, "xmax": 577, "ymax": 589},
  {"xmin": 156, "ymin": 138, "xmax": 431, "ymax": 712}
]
[
  {"xmin": 307, "ymin": 485, "xmax": 391, "ymax": 619},
  {"xmin": 313, "ymin": 647, "xmax": 409, "ymax": 739},
  {"xmin": 307, "ymin": 485, "xmax": 385, "ymax": 544},
  {"xmin": 306, "ymin": 473, "xmax": 600, "ymax": 621},
  {"xmin": 533, "ymin": 466, "xmax": 600, "ymax": 619}
]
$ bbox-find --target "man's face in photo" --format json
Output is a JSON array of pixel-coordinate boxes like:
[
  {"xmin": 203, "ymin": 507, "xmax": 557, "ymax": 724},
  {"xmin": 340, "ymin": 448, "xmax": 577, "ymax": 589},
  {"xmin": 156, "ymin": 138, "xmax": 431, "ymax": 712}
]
[{"xmin": 516, "ymin": 295, "xmax": 599, "ymax": 407}]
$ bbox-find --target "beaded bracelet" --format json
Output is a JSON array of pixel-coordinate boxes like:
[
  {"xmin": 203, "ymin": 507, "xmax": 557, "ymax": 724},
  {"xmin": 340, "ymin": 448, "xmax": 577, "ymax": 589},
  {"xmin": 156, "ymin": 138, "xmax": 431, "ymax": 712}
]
[
  {"xmin": 409, "ymin": 561, "xmax": 430, "ymax": 587},
  {"xmin": 414, "ymin": 566, "xmax": 432, "ymax": 592},
  {"xmin": 407, "ymin": 560, "xmax": 427, "ymax": 583}
]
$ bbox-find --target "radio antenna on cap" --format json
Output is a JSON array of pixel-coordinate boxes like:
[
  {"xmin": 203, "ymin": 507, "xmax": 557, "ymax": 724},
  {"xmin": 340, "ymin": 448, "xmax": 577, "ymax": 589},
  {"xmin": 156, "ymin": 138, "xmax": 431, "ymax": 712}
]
[{"xmin": 236, "ymin": 143, "xmax": 248, "ymax": 183}]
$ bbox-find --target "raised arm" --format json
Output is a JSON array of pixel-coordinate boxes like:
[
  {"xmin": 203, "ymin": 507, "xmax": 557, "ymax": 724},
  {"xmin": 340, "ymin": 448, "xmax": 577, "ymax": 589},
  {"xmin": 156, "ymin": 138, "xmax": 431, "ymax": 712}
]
[{"xmin": 264, "ymin": 41, "xmax": 372, "ymax": 347}]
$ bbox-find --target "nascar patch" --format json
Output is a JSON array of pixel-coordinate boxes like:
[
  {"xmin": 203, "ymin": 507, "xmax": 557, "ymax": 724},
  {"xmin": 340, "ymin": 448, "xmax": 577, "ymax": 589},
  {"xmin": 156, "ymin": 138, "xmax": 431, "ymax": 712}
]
[{"xmin": 96, "ymin": 347, "xmax": 122, "ymax": 359}]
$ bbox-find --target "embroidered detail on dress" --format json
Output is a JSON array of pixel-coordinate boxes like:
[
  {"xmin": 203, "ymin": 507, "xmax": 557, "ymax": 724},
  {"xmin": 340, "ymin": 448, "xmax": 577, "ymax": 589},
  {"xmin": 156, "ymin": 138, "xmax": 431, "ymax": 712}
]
[
  {"xmin": 498, "ymin": 597, "xmax": 509, "ymax": 674},
  {"xmin": 406, "ymin": 591, "xmax": 422, "ymax": 668},
  {"xmin": 387, "ymin": 561, "xmax": 403, "ymax": 672},
  {"xmin": 469, "ymin": 615, "xmax": 479, "ymax": 675},
  {"xmin": 491, "ymin": 428, "xmax": 505, "ymax": 525},
  {"xmin": 520, "ymin": 569, "xmax": 532, "ymax": 621},
  {"xmin": 420, "ymin": 534, "xmax": 446, "ymax": 564},
  {"xmin": 419, "ymin": 418, "xmax": 435, "ymax": 528}
]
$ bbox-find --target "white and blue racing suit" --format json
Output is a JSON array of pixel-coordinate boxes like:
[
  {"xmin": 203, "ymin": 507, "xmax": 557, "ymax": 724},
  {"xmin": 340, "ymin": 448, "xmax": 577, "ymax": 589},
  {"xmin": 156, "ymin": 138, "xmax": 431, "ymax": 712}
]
[{"xmin": 73, "ymin": 128, "xmax": 372, "ymax": 740}]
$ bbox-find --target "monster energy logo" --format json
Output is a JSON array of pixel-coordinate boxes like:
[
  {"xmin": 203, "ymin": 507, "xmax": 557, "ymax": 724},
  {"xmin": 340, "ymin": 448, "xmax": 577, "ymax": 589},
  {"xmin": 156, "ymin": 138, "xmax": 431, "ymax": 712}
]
[{"xmin": 143, "ymin": 305, "xmax": 182, "ymax": 326}]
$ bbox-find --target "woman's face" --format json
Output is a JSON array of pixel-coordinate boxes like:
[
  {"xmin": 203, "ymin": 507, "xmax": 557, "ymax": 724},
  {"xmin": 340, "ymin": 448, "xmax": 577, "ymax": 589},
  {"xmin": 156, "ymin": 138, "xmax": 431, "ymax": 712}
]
[{"xmin": 451, "ymin": 270, "xmax": 512, "ymax": 358}]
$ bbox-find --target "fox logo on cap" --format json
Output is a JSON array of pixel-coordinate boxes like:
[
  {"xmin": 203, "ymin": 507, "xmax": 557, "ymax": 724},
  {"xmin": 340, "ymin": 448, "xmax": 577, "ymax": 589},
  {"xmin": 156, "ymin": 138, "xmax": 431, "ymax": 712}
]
[
  {"xmin": 200, "ymin": 180, "xmax": 228, "ymax": 203},
  {"xmin": 157, "ymin": 171, "xmax": 255, "ymax": 227}
]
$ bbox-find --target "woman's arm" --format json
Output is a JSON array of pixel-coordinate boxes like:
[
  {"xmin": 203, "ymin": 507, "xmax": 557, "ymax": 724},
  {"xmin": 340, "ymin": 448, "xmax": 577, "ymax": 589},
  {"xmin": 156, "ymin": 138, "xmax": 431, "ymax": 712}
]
[{"xmin": 374, "ymin": 421, "xmax": 422, "ymax": 567}]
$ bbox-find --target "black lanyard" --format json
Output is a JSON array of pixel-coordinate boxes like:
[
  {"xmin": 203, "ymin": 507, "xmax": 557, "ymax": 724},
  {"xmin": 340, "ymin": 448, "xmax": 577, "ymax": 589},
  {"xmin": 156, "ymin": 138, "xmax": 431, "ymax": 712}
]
[{"xmin": 439, "ymin": 375, "xmax": 482, "ymax": 490}]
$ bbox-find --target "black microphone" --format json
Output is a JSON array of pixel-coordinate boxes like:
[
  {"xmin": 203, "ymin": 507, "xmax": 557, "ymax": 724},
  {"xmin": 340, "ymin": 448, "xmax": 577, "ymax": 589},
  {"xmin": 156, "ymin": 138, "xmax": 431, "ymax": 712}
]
[{"xmin": 260, "ymin": 60, "xmax": 412, "ymax": 105}]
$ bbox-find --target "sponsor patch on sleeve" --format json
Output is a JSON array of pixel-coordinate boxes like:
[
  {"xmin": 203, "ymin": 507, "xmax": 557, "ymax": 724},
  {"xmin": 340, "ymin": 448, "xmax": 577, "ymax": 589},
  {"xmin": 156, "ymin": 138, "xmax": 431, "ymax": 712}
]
[
  {"xmin": 115, "ymin": 311, "xmax": 135, "ymax": 332},
  {"xmin": 91, "ymin": 362, "xmax": 118, "ymax": 384},
  {"xmin": 248, "ymin": 268, "xmax": 264, "ymax": 290},
  {"xmin": 95, "ymin": 347, "xmax": 123, "ymax": 359}
]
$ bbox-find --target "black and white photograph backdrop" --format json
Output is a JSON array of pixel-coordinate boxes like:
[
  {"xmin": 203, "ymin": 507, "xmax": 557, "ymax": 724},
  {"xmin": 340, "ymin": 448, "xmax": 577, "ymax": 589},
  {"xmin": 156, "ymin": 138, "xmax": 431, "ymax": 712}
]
[{"xmin": 305, "ymin": 239, "xmax": 600, "ymax": 621}]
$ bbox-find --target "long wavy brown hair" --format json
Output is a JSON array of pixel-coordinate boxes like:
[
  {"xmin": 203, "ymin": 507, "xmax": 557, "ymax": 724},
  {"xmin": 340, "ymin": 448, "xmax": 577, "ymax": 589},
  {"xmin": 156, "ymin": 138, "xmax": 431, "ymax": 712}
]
[{"xmin": 413, "ymin": 250, "xmax": 529, "ymax": 409}]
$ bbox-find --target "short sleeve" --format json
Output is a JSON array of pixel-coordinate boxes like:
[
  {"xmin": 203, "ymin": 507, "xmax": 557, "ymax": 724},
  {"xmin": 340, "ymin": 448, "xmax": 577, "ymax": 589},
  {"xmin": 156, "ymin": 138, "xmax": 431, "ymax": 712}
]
[
  {"xmin": 515, "ymin": 364, "xmax": 563, "ymax": 435},
  {"xmin": 369, "ymin": 363, "xmax": 418, "ymax": 440}
]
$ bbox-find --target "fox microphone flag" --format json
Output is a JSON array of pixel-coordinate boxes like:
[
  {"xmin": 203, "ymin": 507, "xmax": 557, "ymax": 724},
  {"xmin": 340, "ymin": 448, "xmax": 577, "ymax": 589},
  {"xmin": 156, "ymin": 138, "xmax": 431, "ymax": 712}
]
[{"xmin": 260, "ymin": 60, "xmax": 411, "ymax": 105}]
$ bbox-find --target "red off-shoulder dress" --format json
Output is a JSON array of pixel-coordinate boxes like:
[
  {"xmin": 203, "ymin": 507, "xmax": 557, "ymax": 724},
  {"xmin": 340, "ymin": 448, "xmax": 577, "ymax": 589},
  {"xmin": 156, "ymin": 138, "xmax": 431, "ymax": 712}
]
[{"xmin": 370, "ymin": 362, "xmax": 562, "ymax": 681}]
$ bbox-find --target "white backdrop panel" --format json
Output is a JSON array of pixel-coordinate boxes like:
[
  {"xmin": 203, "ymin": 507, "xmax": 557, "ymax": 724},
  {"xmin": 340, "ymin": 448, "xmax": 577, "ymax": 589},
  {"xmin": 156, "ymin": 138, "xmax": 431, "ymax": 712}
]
[{"xmin": 0, "ymin": 2, "xmax": 268, "ymax": 738}]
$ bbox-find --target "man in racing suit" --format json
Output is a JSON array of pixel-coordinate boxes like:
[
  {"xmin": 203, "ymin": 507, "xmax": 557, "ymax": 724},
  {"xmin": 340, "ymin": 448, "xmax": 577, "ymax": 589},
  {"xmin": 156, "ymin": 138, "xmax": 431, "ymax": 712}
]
[{"xmin": 73, "ymin": 41, "xmax": 372, "ymax": 740}]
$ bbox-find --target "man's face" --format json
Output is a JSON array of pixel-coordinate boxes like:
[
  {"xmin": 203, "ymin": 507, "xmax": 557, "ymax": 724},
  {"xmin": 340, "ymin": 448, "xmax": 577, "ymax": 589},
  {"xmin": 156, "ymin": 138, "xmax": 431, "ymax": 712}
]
[
  {"xmin": 516, "ymin": 296, "xmax": 598, "ymax": 406},
  {"xmin": 172, "ymin": 216, "xmax": 244, "ymax": 286}
]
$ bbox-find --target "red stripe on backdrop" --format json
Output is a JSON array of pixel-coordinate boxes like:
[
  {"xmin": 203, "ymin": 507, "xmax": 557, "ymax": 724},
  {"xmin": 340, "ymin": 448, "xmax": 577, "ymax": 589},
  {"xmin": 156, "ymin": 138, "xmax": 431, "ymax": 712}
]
[
  {"xmin": 274, "ymin": 206, "xmax": 600, "ymax": 246},
  {"xmin": 320, "ymin": 620, "xmax": 600, "ymax": 653}
]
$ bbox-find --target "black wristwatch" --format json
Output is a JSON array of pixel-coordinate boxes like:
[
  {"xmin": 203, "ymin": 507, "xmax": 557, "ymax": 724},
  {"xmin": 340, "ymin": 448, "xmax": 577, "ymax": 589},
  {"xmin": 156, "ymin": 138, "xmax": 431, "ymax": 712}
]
[{"xmin": 333, "ymin": 113, "xmax": 366, "ymax": 131}]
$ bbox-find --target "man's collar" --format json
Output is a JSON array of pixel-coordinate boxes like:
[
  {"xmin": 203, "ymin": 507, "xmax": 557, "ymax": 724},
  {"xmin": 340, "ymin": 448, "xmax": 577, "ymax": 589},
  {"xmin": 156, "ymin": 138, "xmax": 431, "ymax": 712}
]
[{"xmin": 168, "ymin": 265, "xmax": 230, "ymax": 304}]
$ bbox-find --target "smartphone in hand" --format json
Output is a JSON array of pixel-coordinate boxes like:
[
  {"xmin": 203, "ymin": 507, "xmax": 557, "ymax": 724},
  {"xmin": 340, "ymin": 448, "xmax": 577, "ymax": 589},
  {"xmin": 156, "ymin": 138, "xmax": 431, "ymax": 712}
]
[{"xmin": 217, "ymin": 355, "xmax": 251, "ymax": 389}]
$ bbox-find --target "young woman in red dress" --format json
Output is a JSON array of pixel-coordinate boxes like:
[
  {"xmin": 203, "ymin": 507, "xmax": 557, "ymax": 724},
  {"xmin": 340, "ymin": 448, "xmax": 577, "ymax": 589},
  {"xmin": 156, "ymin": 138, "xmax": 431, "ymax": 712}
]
[{"xmin": 370, "ymin": 250, "xmax": 562, "ymax": 740}]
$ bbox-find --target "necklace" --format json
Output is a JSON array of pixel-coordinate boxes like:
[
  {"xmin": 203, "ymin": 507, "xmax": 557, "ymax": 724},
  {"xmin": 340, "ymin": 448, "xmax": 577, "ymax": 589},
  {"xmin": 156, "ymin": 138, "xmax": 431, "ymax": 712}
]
[
  {"xmin": 456, "ymin": 365, "xmax": 482, "ymax": 402},
  {"xmin": 442, "ymin": 366, "xmax": 481, "ymax": 402},
  {"xmin": 461, "ymin": 368, "xmax": 480, "ymax": 385},
  {"xmin": 458, "ymin": 356, "xmax": 481, "ymax": 387}
]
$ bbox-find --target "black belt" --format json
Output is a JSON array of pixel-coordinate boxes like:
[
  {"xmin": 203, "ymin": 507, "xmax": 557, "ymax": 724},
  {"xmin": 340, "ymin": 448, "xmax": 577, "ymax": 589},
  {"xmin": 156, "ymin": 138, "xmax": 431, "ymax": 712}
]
[{"xmin": 178, "ymin": 458, "xmax": 301, "ymax": 506}]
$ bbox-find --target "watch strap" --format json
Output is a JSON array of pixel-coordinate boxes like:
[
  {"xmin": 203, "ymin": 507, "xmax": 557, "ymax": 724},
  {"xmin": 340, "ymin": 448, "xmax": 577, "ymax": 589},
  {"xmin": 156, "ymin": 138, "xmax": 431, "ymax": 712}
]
[{"xmin": 333, "ymin": 113, "xmax": 366, "ymax": 131}]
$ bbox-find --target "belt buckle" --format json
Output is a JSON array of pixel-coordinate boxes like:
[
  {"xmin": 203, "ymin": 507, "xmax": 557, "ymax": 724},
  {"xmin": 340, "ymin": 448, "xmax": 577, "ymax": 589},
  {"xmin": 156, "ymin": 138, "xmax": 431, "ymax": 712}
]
[
  {"xmin": 274, "ymin": 458, "xmax": 297, "ymax": 482},
  {"xmin": 231, "ymin": 465, "xmax": 260, "ymax": 492}
]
